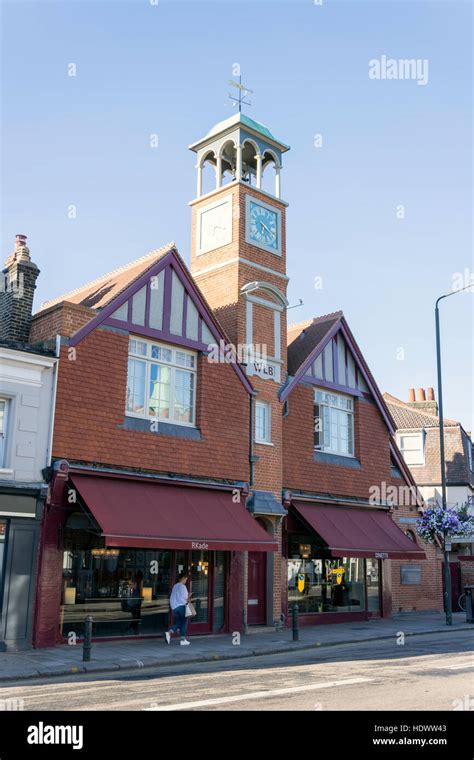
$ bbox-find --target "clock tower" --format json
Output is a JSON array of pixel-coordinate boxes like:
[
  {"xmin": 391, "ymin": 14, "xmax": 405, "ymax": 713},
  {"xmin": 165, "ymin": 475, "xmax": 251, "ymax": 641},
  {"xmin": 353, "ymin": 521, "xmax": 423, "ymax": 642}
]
[
  {"xmin": 189, "ymin": 112, "xmax": 290, "ymax": 627},
  {"xmin": 189, "ymin": 112, "xmax": 290, "ymax": 383}
]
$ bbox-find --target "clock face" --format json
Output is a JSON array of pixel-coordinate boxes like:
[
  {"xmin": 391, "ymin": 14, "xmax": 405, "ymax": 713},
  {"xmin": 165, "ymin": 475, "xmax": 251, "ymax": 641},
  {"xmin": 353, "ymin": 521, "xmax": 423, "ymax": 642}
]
[{"xmin": 248, "ymin": 201, "xmax": 279, "ymax": 251}]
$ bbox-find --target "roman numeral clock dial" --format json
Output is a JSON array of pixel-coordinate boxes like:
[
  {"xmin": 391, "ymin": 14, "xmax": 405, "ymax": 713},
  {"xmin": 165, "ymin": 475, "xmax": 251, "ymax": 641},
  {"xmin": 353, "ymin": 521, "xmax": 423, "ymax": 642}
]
[{"xmin": 246, "ymin": 199, "xmax": 281, "ymax": 255}]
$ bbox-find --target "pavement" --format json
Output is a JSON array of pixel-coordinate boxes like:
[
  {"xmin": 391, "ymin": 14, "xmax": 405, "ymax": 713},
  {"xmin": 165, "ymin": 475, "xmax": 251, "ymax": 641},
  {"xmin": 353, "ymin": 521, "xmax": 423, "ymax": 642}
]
[{"xmin": 0, "ymin": 612, "xmax": 472, "ymax": 683}]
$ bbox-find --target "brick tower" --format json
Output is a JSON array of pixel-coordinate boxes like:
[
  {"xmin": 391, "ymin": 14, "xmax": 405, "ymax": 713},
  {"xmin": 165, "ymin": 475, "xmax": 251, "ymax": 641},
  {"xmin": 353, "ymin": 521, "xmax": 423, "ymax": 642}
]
[{"xmin": 189, "ymin": 112, "xmax": 290, "ymax": 627}]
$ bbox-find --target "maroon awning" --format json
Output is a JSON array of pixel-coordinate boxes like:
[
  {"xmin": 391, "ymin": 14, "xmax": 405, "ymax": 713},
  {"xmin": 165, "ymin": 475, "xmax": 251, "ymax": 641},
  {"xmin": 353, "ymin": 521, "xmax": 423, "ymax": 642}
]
[
  {"xmin": 291, "ymin": 501, "xmax": 425, "ymax": 560},
  {"xmin": 70, "ymin": 474, "xmax": 277, "ymax": 552}
]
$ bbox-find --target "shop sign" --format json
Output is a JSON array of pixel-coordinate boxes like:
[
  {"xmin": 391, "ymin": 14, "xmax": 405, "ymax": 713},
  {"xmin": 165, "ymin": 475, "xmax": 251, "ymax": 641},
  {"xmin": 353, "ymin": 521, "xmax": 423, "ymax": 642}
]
[
  {"xmin": 247, "ymin": 359, "xmax": 280, "ymax": 382},
  {"xmin": 191, "ymin": 541, "xmax": 209, "ymax": 550},
  {"xmin": 375, "ymin": 552, "xmax": 389, "ymax": 559}
]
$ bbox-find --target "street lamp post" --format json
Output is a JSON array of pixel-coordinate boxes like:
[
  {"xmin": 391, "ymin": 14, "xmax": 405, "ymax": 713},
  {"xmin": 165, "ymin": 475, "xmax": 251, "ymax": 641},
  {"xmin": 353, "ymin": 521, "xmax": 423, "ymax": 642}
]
[{"xmin": 435, "ymin": 283, "xmax": 472, "ymax": 626}]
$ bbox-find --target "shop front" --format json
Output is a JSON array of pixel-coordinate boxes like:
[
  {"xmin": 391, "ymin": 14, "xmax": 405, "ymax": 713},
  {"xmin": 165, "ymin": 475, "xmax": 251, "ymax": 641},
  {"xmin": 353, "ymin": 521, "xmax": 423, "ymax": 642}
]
[
  {"xmin": 284, "ymin": 500, "xmax": 425, "ymax": 625},
  {"xmin": 61, "ymin": 538, "xmax": 228, "ymax": 638},
  {"xmin": 56, "ymin": 471, "xmax": 276, "ymax": 642},
  {"xmin": 0, "ymin": 490, "xmax": 42, "ymax": 650}
]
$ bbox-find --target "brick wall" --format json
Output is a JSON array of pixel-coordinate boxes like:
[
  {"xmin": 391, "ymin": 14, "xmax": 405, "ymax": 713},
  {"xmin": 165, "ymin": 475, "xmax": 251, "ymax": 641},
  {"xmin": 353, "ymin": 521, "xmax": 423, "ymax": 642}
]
[
  {"xmin": 33, "ymin": 504, "xmax": 67, "ymax": 647},
  {"xmin": 190, "ymin": 184, "xmax": 288, "ymax": 350},
  {"xmin": 390, "ymin": 482, "xmax": 443, "ymax": 613},
  {"xmin": 0, "ymin": 259, "xmax": 40, "ymax": 343},
  {"xmin": 30, "ymin": 302, "xmax": 95, "ymax": 345},
  {"xmin": 283, "ymin": 387, "xmax": 393, "ymax": 497},
  {"xmin": 32, "ymin": 316, "xmax": 252, "ymax": 646},
  {"xmin": 283, "ymin": 381, "xmax": 444, "ymax": 614},
  {"xmin": 399, "ymin": 425, "xmax": 472, "ymax": 489},
  {"xmin": 51, "ymin": 327, "xmax": 250, "ymax": 482},
  {"xmin": 459, "ymin": 558, "xmax": 474, "ymax": 588},
  {"xmin": 389, "ymin": 551, "xmax": 443, "ymax": 613}
]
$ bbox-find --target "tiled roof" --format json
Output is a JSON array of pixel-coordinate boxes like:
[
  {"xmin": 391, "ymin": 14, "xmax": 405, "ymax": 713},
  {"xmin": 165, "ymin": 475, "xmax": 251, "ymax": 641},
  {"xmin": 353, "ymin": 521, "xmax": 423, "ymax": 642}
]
[
  {"xmin": 38, "ymin": 242, "xmax": 175, "ymax": 312},
  {"xmin": 383, "ymin": 392, "xmax": 458, "ymax": 429},
  {"xmin": 287, "ymin": 311, "xmax": 342, "ymax": 376}
]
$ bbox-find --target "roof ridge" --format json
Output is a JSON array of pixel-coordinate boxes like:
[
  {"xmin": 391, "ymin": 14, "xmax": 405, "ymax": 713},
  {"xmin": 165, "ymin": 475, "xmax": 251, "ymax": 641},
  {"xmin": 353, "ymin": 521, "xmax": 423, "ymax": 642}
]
[
  {"xmin": 382, "ymin": 392, "xmax": 404, "ymax": 405},
  {"xmin": 40, "ymin": 242, "xmax": 175, "ymax": 311},
  {"xmin": 287, "ymin": 318, "xmax": 314, "ymax": 331},
  {"xmin": 384, "ymin": 396, "xmax": 459, "ymax": 427},
  {"xmin": 385, "ymin": 396, "xmax": 440, "ymax": 419},
  {"xmin": 288, "ymin": 311, "xmax": 343, "ymax": 333},
  {"xmin": 310, "ymin": 310, "xmax": 343, "ymax": 325}
]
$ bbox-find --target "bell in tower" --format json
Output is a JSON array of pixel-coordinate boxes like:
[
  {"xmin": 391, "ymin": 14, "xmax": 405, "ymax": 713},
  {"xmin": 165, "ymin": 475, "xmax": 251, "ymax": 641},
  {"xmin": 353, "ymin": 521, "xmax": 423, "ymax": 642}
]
[{"xmin": 190, "ymin": 112, "xmax": 289, "ymax": 199}]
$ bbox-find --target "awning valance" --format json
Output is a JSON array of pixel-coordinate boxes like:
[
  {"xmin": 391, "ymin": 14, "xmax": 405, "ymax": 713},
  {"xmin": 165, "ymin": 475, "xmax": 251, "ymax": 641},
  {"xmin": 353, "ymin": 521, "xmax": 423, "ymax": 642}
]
[
  {"xmin": 291, "ymin": 501, "xmax": 425, "ymax": 560},
  {"xmin": 70, "ymin": 474, "xmax": 277, "ymax": 552}
]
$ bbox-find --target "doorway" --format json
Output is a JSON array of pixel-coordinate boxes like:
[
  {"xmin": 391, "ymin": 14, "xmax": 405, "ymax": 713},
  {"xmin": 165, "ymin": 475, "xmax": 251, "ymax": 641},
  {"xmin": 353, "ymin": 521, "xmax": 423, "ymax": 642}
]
[
  {"xmin": 187, "ymin": 550, "xmax": 213, "ymax": 634},
  {"xmin": 366, "ymin": 558, "xmax": 382, "ymax": 616},
  {"xmin": 248, "ymin": 551, "xmax": 267, "ymax": 625}
]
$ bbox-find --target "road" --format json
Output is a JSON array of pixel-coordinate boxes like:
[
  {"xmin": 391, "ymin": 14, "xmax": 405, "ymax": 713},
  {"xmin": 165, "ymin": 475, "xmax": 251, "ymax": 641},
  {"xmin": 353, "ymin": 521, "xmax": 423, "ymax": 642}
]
[{"xmin": 0, "ymin": 631, "xmax": 472, "ymax": 711}]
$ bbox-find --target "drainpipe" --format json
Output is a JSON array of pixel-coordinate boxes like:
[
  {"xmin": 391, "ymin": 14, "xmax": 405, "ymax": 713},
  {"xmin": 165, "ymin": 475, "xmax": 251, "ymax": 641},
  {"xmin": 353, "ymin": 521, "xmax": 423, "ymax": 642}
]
[
  {"xmin": 245, "ymin": 391, "xmax": 259, "ymax": 635},
  {"xmin": 249, "ymin": 392, "xmax": 256, "ymax": 487},
  {"xmin": 46, "ymin": 334, "xmax": 61, "ymax": 468}
]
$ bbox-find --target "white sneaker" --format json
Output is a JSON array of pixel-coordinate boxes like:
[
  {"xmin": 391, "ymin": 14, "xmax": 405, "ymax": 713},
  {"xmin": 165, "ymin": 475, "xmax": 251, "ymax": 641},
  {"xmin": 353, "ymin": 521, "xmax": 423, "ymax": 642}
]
[
  {"xmin": 180, "ymin": 639, "xmax": 190, "ymax": 646},
  {"xmin": 165, "ymin": 631, "xmax": 171, "ymax": 644}
]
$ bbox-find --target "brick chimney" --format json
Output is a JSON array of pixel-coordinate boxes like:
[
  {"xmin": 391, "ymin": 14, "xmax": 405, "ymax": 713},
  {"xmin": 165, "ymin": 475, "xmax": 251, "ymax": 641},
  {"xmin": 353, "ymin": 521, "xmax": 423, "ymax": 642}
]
[
  {"xmin": 407, "ymin": 387, "xmax": 438, "ymax": 416},
  {"xmin": 0, "ymin": 235, "xmax": 40, "ymax": 344}
]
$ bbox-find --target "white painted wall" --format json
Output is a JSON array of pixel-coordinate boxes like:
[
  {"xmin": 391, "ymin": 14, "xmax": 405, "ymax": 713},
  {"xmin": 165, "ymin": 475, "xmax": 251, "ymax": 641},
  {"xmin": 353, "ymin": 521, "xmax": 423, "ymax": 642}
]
[
  {"xmin": 0, "ymin": 347, "xmax": 57, "ymax": 483},
  {"xmin": 418, "ymin": 484, "xmax": 473, "ymax": 510}
]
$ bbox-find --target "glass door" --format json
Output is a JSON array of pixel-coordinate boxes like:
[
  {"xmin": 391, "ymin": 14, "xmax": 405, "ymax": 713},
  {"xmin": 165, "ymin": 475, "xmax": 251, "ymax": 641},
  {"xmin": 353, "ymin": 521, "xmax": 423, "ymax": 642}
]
[
  {"xmin": 188, "ymin": 550, "xmax": 212, "ymax": 633},
  {"xmin": 366, "ymin": 558, "xmax": 381, "ymax": 614}
]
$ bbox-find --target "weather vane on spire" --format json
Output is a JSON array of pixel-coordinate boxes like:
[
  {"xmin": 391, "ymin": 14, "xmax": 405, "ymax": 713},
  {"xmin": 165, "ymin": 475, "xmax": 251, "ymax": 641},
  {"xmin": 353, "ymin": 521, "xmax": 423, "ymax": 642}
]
[{"xmin": 228, "ymin": 75, "xmax": 253, "ymax": 113}]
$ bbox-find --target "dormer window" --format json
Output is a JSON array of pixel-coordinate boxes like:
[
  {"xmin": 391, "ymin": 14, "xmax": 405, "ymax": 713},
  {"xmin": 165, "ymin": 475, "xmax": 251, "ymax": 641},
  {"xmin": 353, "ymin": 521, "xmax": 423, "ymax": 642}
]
[
  {"xmin": 126, "ymin": 338, "xmax": 196, "ymax": 426},
  {"xmin": 314, "ymin": 389, "xmax": 354, "ymax": 456},
  {"xmin": 396, "ymin": 432, "xmax": 425, "ymax": 466}
]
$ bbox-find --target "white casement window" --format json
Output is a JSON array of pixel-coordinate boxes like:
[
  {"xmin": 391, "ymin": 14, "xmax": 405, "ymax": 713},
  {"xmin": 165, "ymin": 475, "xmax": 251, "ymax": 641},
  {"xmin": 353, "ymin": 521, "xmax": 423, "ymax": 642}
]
[
  {"xmin": 0, "ymin": 399, "xmax": 8, "ymax": 467},
  {"xmin": 126, "ymin": 338, "xmax": 197, "ymax": 426},
  {"xmin": 255, "ymin": 401, "xmax": 271, "ymax": 444},
  {"xmin": 314, "ymin": 389, "xmax": 354, "ymax": 456},
  {"xmin": 397, "ymin": 432, "xmax": 425, "ymax": 466}
]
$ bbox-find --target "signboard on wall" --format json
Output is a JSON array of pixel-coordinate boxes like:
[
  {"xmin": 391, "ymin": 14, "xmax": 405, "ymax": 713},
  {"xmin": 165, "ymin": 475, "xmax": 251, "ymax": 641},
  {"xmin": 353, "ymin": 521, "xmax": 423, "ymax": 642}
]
[{"xmin": 400, "ymin": 565, "xmax": 422, "ymax": 585}]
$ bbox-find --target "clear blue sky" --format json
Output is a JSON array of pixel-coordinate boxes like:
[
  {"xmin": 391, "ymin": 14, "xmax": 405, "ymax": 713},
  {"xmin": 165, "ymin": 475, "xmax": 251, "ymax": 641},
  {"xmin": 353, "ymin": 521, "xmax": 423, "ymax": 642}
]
[{"xmin": 1, "ymin": 0, "xmax": 472, "ymax": 430}]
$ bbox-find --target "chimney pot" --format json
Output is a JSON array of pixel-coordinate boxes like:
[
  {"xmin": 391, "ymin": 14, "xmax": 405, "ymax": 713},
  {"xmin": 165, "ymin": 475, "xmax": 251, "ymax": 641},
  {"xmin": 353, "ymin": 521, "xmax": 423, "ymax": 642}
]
[
  {"xmin": 0, "ymin": 233, "xmax": 39, "ymax": 344},
  {"xmin": 427, "ymin": 387, "xmax": 435, "ymax": 401},
  {"xmin": 417, "ymin": 388, "xmax": 426, "ymax": 401},
  {"xmin": 408, "ymin": 388, "xmax": 416, "ymax": 402},
  {"xmin": 15, "ymin": 234, "xmax": 27, "ymax": 247}
]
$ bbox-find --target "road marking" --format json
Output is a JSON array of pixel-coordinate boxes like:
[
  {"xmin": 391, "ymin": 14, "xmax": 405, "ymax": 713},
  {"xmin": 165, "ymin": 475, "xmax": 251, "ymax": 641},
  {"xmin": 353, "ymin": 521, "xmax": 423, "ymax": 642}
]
[{"xmin": 144, "ymin": 677, "xmax": 374, "ymax": 711}]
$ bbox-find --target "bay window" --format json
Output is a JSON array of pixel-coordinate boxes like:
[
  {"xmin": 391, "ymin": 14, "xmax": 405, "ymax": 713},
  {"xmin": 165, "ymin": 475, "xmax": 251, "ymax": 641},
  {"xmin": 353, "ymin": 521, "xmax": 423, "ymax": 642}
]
[
  {"xmin": 126, "ymin": 338, "xmax": 196, "ymax": 425},
  {"xmin": 314, "ymin": 389, "xmax": 354, "ymax": 456}
]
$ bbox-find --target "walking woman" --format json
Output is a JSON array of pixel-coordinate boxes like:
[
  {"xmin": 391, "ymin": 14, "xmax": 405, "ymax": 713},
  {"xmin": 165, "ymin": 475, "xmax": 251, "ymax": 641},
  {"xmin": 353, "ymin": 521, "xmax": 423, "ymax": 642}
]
[{"xmin": 165, "ymin": 572, "xmax": 192, "ymax": 646}]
